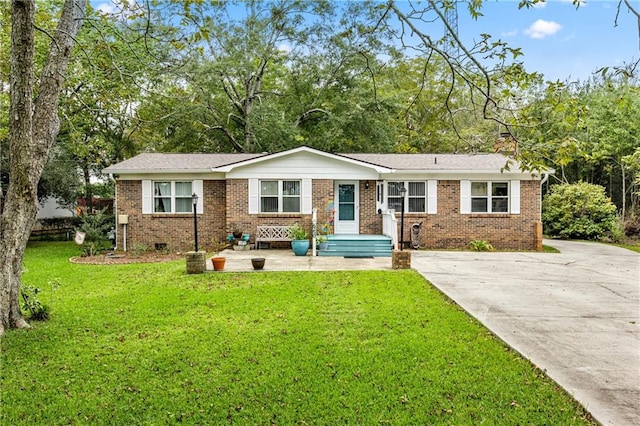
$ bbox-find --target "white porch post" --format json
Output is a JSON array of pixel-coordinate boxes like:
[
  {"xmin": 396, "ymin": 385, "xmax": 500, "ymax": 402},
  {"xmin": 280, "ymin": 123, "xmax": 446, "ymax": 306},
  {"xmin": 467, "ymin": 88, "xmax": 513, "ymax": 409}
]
[
  {"xmin": 312, "ymin": 208, "xmax": 317, "ymax": 256},
  {"xmin": 382, "ymin": 209, "xmax": 398, "ymax": 249}
]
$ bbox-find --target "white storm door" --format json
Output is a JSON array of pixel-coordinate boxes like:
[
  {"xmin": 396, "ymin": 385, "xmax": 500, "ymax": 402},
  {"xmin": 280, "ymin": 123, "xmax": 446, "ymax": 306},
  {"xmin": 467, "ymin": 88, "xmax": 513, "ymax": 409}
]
[{"xmin": 334, "ymin": 181, "xmax": 359, "ymax": 234}]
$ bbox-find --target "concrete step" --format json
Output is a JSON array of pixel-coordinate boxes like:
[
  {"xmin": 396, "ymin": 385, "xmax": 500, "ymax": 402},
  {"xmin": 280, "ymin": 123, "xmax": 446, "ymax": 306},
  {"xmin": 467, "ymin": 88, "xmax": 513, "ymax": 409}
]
[{"xmin": 317, "ymin": 234, "xmax": 393, "ymax": 257}]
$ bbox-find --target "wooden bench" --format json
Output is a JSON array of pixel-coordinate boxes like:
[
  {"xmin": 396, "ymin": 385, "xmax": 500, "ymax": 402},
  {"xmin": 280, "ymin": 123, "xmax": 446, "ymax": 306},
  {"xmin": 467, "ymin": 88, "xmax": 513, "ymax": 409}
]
[{"xmin": 255, "ymin": 225, "xmax": 292, "ymax": 248}]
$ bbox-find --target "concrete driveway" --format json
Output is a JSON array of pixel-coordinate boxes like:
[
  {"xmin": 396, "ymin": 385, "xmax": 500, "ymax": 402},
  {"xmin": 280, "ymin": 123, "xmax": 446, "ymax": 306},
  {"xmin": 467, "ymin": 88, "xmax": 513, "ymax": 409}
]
[{"xmin": 412, "ymin": 240, "xmax": 640, "ymax": 426}]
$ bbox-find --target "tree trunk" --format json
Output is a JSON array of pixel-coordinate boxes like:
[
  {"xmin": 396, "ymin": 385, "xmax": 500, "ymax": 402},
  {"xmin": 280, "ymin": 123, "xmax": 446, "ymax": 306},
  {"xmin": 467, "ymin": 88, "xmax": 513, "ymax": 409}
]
[
  {"xmin": 83, "ymin": 164, "xmax": 92, "ymax": 213},
  {"xmin": 0, "ymin": 0, "xmax": 86, "ymax": 336},
  {"xmin": 621, "ymin": 164, "xmax": 626, "ymax": 218},
  {"xmin": 242, "ymin": 59, "xmax": 267, "ymax": 152}
]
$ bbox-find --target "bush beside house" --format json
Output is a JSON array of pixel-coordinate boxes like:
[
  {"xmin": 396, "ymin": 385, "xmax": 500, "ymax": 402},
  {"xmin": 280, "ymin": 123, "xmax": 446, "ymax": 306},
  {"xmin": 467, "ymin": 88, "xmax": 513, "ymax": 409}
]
[{"xmin": 542, "ymin": 182, "xmax": 619, "ymax": 241}]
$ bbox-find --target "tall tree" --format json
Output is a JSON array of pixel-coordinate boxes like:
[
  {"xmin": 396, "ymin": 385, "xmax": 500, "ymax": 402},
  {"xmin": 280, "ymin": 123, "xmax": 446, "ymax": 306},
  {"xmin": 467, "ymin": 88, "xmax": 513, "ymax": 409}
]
[
  {"xmin": 175, "ymin": 0, "xmax": 337, "ymax": 153},
  {"xmin": 0, "ymin": 0, "xmax": 86, "ymax": 335},
  {"xmin": 583, "ymin": 79, "xmax": 640, "ymax": 215},
  {"xmin": 56, "ymin": 3, "xmax": 176, "ymax": 207}
]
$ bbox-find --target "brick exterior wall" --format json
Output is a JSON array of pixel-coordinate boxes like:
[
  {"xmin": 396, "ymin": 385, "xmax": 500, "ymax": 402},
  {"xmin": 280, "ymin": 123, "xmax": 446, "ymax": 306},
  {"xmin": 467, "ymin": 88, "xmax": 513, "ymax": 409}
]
[
  {"xmin": 115, "ymin": 180, "xmax": 226, "ymax": 252},
  {"xmin": 115, "ymin": 178, "xmax": 541, "ymax": 252},
  {"xmin": 225, "ymin": 179, "xmax": 334, "ymax": 247},
  {"xmin": 360, "ymin": 180, "xmax": 383, "ymax": 235},
  {"xmin": 401, "ymin": 180, "xmax": 541, "ymax": 251}
]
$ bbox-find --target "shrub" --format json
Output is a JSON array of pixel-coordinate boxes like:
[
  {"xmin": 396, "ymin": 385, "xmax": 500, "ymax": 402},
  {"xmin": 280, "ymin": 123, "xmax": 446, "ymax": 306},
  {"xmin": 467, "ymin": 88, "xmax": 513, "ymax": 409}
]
[
  {"xmin": 20, "ymin": 279, "xmax": 61, "ymax": 321},
  {"xmin": 289, "ymin": 224, "xmax": 309, "ymax": 240},
  {"xmin": 469, "ymin": 239, "xmax": 495, "ymax": 252},
  {"xmin": 542, "ymin": 182, "xmax": 618, "ymax": 240},
  {"xmin": 624, "ymin": 215, "xmax": 640, "ymax": 237},
  {"xmin": 76, "ymin": 210, "xmax": 114, "ymax": 256},
  {"xmin": 130, "ymin": 242, "xmax": 149, "ymax": 257}
]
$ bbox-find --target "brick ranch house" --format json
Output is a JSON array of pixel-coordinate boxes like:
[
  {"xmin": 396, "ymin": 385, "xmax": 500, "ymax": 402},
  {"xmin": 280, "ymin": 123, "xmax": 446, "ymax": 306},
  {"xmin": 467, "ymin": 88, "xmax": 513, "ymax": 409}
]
[{"xmin": 103, "ymin": 146, "xmax": 551, "ymax": 253}]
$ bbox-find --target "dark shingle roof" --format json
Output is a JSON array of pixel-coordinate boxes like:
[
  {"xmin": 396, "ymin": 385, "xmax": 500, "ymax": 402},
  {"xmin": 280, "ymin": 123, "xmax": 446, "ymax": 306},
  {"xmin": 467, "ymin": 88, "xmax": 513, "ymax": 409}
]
[
  {"xmin": 103, "ymin": 152, "xmax": 265, "ymax": 173},
  {"xmin": 341, "ymin": 153, "xmax": 516, "ymax": 170},
  {"xmin": 103, "ymin": 149, "xmax": 522, "ymax": 174}
]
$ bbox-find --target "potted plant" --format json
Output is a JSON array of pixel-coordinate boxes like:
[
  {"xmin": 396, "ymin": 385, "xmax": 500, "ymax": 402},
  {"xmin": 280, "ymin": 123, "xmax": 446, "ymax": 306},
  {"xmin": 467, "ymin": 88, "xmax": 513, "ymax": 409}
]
[
  {"xmin": 317, "ymin": 234, "xmax": 329, "ymax": 251},
  {"xmin": 231, "ymin": 224, "xmax": 243, "ymax": 239},
  {"xmin": 289, "ymin": 224, "xmax": 310, "ymax": 256},
  {"xmin": 251, "ymin": 258, "xmax": 265, "ymax": 270},
  {"xmin": 210, "ymin": 239, "xmax": 228, "ymax": 271}
]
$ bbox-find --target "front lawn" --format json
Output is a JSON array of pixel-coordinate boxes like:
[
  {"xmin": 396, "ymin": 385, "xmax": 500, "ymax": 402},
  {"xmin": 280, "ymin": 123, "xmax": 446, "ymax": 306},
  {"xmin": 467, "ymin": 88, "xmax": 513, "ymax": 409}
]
[{"xmin": 1, "ymin": 242, "xmax": 594, "ymax": 424}]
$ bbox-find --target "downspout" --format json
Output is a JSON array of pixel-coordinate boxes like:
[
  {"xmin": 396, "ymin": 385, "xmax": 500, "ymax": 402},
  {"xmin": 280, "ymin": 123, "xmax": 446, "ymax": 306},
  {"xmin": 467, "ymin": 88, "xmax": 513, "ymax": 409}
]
[
  {"xmin": 540, "ymin": 172, "xmax": 550, "ymax": 215},
  {"xmin": 540, "ymin": 172, "xmax": 549, "ymax": 186},
  {"xmin": 112, "ymin": 174, "xmax": 118, "ymax": 251}
]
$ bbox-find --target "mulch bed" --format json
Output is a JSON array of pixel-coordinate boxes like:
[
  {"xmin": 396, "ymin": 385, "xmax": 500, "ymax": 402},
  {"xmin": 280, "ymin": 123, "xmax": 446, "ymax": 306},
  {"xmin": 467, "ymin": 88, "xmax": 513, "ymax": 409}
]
[{"xmin": 69, "ymin": 251, "xmax": 184, "ymax": 265}]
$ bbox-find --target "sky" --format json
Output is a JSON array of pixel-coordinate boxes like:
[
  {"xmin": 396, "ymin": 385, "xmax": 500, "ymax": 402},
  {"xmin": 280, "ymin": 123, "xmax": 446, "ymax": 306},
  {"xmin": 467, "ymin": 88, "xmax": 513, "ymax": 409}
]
[
  {"xmin": 92, "ymin": 0, "xmax": 639, "ymax": 82},
  {"xmin": 455, "ymin": 0, "xmax": 639, "ymax": 81}
]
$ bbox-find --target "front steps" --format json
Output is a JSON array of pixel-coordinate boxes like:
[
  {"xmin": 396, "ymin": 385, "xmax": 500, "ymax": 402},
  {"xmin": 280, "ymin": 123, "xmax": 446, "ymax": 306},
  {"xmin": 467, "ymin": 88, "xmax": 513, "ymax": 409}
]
[{"xmin": 317, "ymin": 234, "xmax": 393, "ymax": 257}]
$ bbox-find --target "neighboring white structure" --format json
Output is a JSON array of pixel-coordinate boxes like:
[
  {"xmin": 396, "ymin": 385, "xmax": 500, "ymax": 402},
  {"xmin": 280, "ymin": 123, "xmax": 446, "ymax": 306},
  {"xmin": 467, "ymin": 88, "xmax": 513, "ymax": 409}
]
[{"xmin": 36, "ymin": 197, "xmax": 74, "ymax": 219}]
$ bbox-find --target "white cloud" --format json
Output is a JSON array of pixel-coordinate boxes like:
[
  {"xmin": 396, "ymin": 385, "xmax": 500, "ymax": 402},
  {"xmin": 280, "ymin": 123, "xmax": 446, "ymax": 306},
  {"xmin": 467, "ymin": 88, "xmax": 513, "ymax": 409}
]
[
  {"xmin": 95, "ymin": 2, "xmax": 118, "ymax": 14},
  {"xmin": 559, "ymin": 0, "xmax": 587, "ymax": 6},
  {"xmin": 524, "ymin": 19, "xmax": 562, "ymax": 39},
  {"xmin": 532, "ymin": 1, "xmax": 547, "ymax": 9},
  {"xmin": 94, "ymin": 1, "xmax": 141, "ymax": 17},
  {"xmin": 502, "ymin": 30, "xmax": 518, "ymax": 37},
  {"xmin": 278, "ymin": 44, "xmax": 292, "ymax": 55}
]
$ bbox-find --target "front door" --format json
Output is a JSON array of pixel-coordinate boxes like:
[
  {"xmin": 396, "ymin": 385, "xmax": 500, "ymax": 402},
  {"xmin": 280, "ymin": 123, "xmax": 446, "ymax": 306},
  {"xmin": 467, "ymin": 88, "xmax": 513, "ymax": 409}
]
[{"xmin": 334, "ymin": 181, "xmax": 359, "ymax": 234}]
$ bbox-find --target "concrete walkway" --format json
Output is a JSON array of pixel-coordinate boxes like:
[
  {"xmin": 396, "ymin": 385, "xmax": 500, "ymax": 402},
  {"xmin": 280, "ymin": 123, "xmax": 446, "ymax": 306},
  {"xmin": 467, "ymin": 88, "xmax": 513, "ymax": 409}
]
[
  {"xmin": 211, "ymin": 241, "xmax": 640, "ymax": 425},
  {"xmin": 412, "ymin": 240, "xmax": 640, "ymax": 426},
  {"xmin": 206, "ymin": 248, "xmax": 392, "ymax": 272}
]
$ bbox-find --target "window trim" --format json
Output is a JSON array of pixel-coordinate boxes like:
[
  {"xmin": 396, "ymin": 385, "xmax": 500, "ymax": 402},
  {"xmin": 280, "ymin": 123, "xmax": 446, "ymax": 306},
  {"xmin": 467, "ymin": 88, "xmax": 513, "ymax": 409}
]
[
  {"xmin": 470, "ymin": 181, "xmax": 508, "ymax": 213},
  {"xmin": 386, "ymin": 181, "xmax": 430, "ymax": 214},
  {"xmin": 259, "ymin": 179, "xmax": 302, "ymax": 214},
  {"xmin": 461, "ymin": 180, "xmax": 519, "ymax": 214},
  {"xmin": 142, "ymin": 180, "xmax": 202, "ymax": 215},
  {"xmin": 153, "ymin": 181, "xmax": 194, "ymax": 214}
]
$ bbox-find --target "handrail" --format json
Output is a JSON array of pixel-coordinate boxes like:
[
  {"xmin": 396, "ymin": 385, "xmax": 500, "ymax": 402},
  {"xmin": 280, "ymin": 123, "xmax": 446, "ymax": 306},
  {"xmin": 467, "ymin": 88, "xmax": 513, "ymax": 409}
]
[{"xmin": 382, "ymin": 209, "xmax": 398, "ymax": 249}]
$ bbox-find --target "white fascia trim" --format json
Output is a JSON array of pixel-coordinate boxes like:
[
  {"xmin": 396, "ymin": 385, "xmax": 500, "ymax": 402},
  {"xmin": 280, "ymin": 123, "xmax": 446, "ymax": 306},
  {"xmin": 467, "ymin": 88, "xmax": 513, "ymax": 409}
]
[
  {"xmin": 212, "ymin": 146, "xmax": 393, "ymax": 174},
  {"xmin": 379, "ymin": 171, "xmax": 538, "ymax": 180},
  {"xmin": 103, "ymin": 168, "xmax": 214, "ymax": 175},
  {"xmin": 111, "ymin": 172, "xmax": 225, "ymax": 180}
]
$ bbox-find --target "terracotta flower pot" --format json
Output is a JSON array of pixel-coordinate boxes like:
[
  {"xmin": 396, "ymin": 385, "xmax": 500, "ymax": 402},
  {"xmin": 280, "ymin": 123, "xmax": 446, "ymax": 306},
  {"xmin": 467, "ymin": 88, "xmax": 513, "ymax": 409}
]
[{"xmin": 212, "ymin": 256, "xmax": 226, "ymax": 271}]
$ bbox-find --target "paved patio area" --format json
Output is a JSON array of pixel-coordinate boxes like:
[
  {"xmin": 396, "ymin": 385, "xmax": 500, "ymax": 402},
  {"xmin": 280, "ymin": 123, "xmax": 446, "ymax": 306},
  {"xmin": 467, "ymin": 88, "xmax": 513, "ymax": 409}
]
[{"xmin": 206, "ymin": 248, "xmax": 392, "ymax": 272}]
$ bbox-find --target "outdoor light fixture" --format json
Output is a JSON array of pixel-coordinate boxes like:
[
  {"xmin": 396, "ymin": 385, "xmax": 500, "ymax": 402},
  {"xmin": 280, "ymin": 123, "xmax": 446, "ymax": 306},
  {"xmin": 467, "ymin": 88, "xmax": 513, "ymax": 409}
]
[
  {"xmin": 192, "ymin": 192, "xmax": 199, "ymax": 252},
  {"xmin": 400, "ymin": 186, "xmax": 407, "ymax": 251},
  {"xmin": 365, "ymin": 181, "xmax": 370, "ymax": 189}
]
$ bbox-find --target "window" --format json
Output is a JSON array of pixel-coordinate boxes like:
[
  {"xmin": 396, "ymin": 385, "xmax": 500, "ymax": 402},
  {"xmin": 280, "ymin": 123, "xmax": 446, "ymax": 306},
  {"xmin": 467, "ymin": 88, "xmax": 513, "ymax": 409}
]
[
  {"xmin": 387, "ymin": 182, "xmax": 403, "ymax": 212},
  {"xmin": 387, "ymin": 181, "xmax": 428, "ymax": 213},
  {"xmin": 153, "ymin": 181, "xmax": 193, "ymax": 213},
  {"xmin": 471, "ymin": 182, "xmax": 509, "ymax": 213},
  {"xmin": 260, "ymin": 180, "xmax": 301, "ymax": 213},
  {"xmin": 408, "ymin": 182, "xmax": 426, "ymax": 213}
]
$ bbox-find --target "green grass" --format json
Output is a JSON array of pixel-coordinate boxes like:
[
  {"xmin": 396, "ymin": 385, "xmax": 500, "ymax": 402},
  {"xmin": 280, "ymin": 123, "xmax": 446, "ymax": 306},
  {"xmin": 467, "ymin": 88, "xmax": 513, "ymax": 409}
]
[
  {"xmin": 1, "ymin": 242, "xmax": 595, "ymax": 425},
  {"xmin": 613, "ymin": 241, "xmax": 640, "ymax": 253},
  {"xmin": 542, "ymin": 244, "xmax": 561, "ymax": 253}
]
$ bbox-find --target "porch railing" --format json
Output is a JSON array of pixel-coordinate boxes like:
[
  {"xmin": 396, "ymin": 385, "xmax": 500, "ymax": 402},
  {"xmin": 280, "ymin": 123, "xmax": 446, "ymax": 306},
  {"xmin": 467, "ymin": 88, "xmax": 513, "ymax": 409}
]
[{"xmin": 382, "ymin": 209, "xmax": 398, "ymax": 249}]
